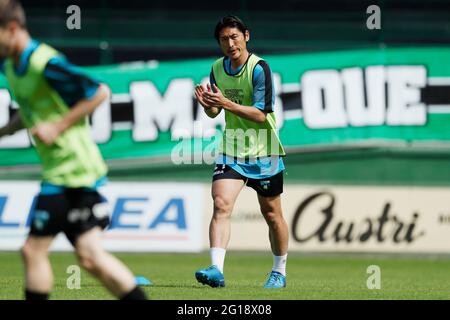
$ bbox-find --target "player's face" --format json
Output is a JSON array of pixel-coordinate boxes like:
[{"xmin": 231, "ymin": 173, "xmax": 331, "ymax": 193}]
[
  {"xmin": 218, "ymin": 27, "xmax": 250, "ymax": 62},
  {"xmin": 0, "ymin": 25, "xmax": 16, "ymax": 59}
]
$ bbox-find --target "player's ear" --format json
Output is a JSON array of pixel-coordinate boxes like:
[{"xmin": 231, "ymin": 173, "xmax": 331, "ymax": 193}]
[{"xmin": 245, "ymin": 30, "xmax": 250, "ymax": 43}]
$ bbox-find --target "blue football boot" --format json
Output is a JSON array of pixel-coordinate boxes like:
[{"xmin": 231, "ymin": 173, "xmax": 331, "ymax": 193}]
[
  {"xmin": 195, "ymin": 265, "xmax": 225, "ymax": 288},
  {"xmin": 134, "ymin": 276, "xmax": 153, "ymax": 286},
  {"xmin": 263, "ymin": 271, "xmax": 286, "ymax": 288}
]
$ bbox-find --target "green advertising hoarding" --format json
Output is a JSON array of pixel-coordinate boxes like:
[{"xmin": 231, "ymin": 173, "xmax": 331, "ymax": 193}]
[{"xmin": 1, "ymin": 46, "xmax": 450, "ymax": 167}]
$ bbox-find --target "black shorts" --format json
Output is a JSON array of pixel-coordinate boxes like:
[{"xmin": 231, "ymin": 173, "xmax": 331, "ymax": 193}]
[
  {"xmin": 212, "ymin": 164, "xmax": 283, "ymax": 197},
  {"xmin": 29, "ymin": 188, "xmax": 110, "ymax": 245}
]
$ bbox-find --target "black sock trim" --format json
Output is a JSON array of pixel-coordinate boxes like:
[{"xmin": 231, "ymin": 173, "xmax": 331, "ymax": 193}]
[
  {"xmin": 25, "ymin": 289, "xmax": 49, "ymax": 300},
  {"xmin": 120, "ymin": 286, "xmax": 147, "ymax": 300}
]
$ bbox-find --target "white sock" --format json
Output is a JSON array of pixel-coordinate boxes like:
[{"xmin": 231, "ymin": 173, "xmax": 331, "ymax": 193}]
[
  {"xmin": 272, "ymin": 254, "xmax": 287, "ymax": 276},
  {"xmin": 210, "ymin": 247, "xmax": 226, "ymax": 273}
]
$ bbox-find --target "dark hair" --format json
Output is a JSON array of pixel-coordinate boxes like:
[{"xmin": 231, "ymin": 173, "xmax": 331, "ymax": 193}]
[
  {"xmin": 0, "ymin": 0, "xmax": 26, "ymax": 28},
  {"xmin": 214, "ymin": 15, "xmax": 248, "ymax": 42}
]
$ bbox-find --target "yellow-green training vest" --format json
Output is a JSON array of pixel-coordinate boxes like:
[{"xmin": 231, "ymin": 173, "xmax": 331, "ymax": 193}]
[
  {"xmin": 212, "ymin": 54, "xmax": 285, "ymax": 158},
  {"xmin": 3, "ymin": 43, "xmax": 107, "ymax": 187}
]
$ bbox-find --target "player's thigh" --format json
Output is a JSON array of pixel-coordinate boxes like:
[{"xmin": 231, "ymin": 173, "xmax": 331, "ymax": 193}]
[
  {"xmin": 212, "ymin": 177, "xmax": 245, "ymax": 206},
  {"xmin": 253, "ymin": 171, "xmax": 284, "ymax": 216},
  {"xmin": 257, "ymin": 193, "xmax": 283, "ymax": 216},
  {"xmin": 22, "ymin": 235, "xmax": 55, "ymax": 257},
  {"xmin": 73, "ymin": 226, "xmax": 104, "ymax": 258},
  {"xmin": 73, "ymin": 227, "xmax": 107, "ymax": 271}
]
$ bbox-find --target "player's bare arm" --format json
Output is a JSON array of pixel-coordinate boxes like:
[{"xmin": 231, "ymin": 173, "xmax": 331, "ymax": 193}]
[
  {"xmin": 195, "ymin": 83, "xmax": 222, "ymax": 118},
  {"xmin": 202, "ymin": 83, "xmax": 266, "ymax": 123},
  {"xmin": 31, "ymin": 84, "xmax": 110, "ymax": 145},
  {"xmin": 0, "ymin": 112, "xmax": 23, "ymax": 138}
]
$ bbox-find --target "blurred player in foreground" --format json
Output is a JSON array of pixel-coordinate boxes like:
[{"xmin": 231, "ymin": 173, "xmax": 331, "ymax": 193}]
[
  {"xmin": 0, "ymin": 0, "xmax": 146, "ymax": 300},
  {"xmin": 194, "ymin": 15, "xmax": 289, "ymax": 288}
]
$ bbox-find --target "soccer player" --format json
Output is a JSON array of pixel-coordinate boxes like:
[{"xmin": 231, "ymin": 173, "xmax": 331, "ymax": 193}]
[
  {"xmin": 0, "ymin": 0, "xmax": 147, "ymax": 300},
  {"xmin": 194, "ymin": 15, "xmax": 288, "ymax": 288}
]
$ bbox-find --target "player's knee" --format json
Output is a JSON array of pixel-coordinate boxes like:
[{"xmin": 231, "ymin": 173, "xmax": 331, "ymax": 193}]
[
  {"xmin": 21, "ymin": 241, "xmax": 46, "ymax": 262},
  {"xmin": 21, "ymin": 243, "xmax": 32, "ymax": 262},
  {"xmin": 213, "ymin": 195, "xmax": 232, "ymax": 217},
  {"xmin": 263, "ymin": 210, "xmax": 281, "ymax": 225},
  {"xmin": 76, "ymin": 248, "xmax": 98, "ymax": 273},
  {"xmin": 77, "ymin": 254, "xmax": 97, "ymax": 273}
]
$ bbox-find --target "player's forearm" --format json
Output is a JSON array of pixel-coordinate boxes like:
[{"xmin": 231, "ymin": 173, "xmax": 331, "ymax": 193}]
[
  {"xmin": 0, "ymin": 113, "xmax": 24, "ymax": 138},
  {"xmin": 55, "ymin": 84, "xmax": 109, "ymax": 134},
  {"xmin": 222, "ymin": 99, "xmax": 266, "ymax": 123}
]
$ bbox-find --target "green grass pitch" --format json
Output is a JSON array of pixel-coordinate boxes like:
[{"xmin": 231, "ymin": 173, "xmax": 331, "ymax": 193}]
[{"xmin": 0, "ymin": 251, "xmax": 449, "ymax": 300}]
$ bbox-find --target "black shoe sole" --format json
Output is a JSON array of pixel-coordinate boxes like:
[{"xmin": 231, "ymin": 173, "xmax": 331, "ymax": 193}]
[{"xmin": 195, "ymin": 272, "xmax": 225, "ymax": 288}]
